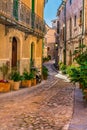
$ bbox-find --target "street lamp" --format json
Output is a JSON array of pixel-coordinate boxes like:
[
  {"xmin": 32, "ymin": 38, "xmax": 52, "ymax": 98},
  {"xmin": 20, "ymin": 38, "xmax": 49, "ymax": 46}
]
[{"xmin": 55, "ymin": 43, "xmax": 58, "ymax": 47}]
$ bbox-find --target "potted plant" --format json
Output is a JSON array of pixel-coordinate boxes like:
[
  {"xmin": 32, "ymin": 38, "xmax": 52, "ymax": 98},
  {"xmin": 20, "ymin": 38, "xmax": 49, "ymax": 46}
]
[
  {"xmin": 42, "ymin": 65, "xmax": 48, "ymax": 80},
  {"xmin": 22, "ymin": 70, "xmax": 33, "ymax": 87},
  {"xmin": 0, "ymin": 63, "xmax": 10, "ymax": 92},
  {"xmin": 31, "ymin": 72, "xmax": 36, "ymax": 86},
  {"xmin": 10, "ymin": 70, "xmax": 21, "ymax": 90},
  {"xmin": 31, "ymin": 67, "xmax": 37, "ymax": 86}
]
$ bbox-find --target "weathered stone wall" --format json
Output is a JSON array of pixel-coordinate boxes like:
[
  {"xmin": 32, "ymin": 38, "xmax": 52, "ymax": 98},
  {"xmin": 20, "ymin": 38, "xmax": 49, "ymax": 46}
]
[
  {"xmin": 58, "ymin": 0, "xmax": 85, "ymax": 65},
  {"xmin": 45, "ymin": 28, "xmax": 56, "ymax": 59}
]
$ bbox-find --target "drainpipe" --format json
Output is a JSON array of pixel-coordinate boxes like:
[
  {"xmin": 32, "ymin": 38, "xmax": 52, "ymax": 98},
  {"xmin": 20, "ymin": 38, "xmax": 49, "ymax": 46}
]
[
  {"xmin": 63, "ymin": 0, "xmax": 66, "ymax": 65},
  {"xmin": 82, "ymin": 0, "xmax": 84, "ymax": 45}
]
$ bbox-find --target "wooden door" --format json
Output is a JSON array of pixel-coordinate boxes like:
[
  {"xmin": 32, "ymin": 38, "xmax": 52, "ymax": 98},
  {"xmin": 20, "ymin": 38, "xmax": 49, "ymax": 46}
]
[{"xmin": 12, "ymin": 37, "xmax": 17, "ymax": 67}]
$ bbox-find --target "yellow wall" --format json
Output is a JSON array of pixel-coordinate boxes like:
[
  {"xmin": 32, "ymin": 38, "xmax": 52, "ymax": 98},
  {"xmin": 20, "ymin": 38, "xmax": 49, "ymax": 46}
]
[
  {"xmin": 37, "ymin": 0, "xmax": 44, "ymax": 18},
  {"xmin": 22, "ymin": 0, "xmax": 44, "ymax": 17},
  {"xmin": 0, "ymin": 0, "xmax": 44, "ymax": 78},
  {"xmin": 0, "ymin": 25, "xmax": 10, "ymax": 59},
  {"xmin": 21, "ymin": 0, "xmax": 31, "ymax": 8}
]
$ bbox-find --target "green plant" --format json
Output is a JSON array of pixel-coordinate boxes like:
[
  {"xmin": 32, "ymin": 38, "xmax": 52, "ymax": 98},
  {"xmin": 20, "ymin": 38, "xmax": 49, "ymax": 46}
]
[
  {"xmin": 0, "ymin": 63, "xmax": 9, "ymax": 80},
  {"xmin": 79, "ymin": 63, "xmax": 87, "ymax": 89},
  {"xmin": 42, "ymin": 66, "xmax": 48, "ymax": 78},
  {"xmin": 66, "ymin": 65, "xmax": 81, "ymax": 83},
  {"xmin": 67, "ymin": 44, "xmax": 87, "ymax": 87},
  {"xmin": 59, "ymin": 62, "xmax": 67, "ymax": 74},
  {"xmin": 43, "ymin": 56, "xmax": 50, "ymax": 63},
  {"xmin": 73, "ymin": 44, "xmax": 87, "ymax": 65},
  {"xmin": 10, "ymin": 70, "xmax": 21, "ymax": 81},
  {"xmin": 23, "ymin": 70, "xmax": 34, "ymax": 80}
]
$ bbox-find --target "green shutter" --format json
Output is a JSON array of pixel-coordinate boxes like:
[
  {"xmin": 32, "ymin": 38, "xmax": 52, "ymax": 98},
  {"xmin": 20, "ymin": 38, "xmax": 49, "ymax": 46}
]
[
  {"xmin": 32, "ymin": 0, "xmax": 35, "ymax": 28},
  {"xmin": 32, "ymin": 0, "xmax": 35, "ymax": 13},
  {"xmin": 13, "ymin": 0, "xmax": 18, "ymax": 20}
]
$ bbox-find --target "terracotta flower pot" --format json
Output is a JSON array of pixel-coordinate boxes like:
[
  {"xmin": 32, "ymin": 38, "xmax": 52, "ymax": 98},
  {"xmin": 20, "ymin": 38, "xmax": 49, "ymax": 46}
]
[
  {"xmin": 31, "ymin": 78, "xmax": 36, "ymax": 86},
  {"xmin": 22, "ymin": 80, "xmax": 31, "ymax": 87},
  {"xmin": 0, "ymin": 82, "xmax": 10, "ymax": 92},
  {"xmin": 13, "ymin": 81, "xmax": 20, "ymax": 90},
  {"xmin": 8, "ymin": 80, "xmax": 14, "ymax": 90}
]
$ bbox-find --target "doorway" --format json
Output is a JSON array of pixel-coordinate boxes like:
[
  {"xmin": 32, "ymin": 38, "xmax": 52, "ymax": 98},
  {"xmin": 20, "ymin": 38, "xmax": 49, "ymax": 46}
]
[{"xmin": 12, "ymin": 37, "xmax": 17, "ymax": 67}]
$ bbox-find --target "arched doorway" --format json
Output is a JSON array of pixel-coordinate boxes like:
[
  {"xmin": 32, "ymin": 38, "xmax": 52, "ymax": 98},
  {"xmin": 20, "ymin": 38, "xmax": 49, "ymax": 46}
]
[{"xmin": 12, "ymin": 37, "xmax": 17, "ymax": 67}]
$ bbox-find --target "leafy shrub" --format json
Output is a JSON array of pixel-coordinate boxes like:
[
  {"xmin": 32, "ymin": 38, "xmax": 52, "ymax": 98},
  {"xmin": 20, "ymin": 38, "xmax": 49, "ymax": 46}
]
[
  {"xmin": 59, "ymin": 62, "xmax": 67, "ymax": 74},
  {"xmin": 66, "ymin": 65, "xmax": 81, "ymax": 83},
  {"xmin": 0, "ymin": 63, "xmax": 9, "ymax": 80},
  {"xmin": 42, "ymin": 66, "xmax": 48, "ymax": 78},
  {"xmin": 10, "ymin": 71, "xmax": 21, "ymax": 81},
  {"xmin": 23, "ymin": 70, "xmax": 34, "ymax": 80},
  {"xmin": 68, "ymin": 44, "xmax": 87, "ymax": 91}
]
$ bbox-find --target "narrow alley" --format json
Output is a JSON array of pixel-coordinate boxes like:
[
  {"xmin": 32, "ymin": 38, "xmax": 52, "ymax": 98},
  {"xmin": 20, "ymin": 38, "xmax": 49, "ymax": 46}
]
[{"xmin": 0, "ymin": 61, "xmax": 74, "ymax": 130}]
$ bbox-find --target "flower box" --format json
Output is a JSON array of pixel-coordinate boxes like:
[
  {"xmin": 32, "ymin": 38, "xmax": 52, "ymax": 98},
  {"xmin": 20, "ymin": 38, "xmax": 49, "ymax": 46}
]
[
  {"xmin": 22, "ymin": 80, "xmax": 31, "ymax": 87},
  {"xmin": 0, "ymin": 82, "xmax": 10, "ymax": 92},
  {"xmin": 13, "ymin": 81, "xmax": 21, "ymax": 90}
]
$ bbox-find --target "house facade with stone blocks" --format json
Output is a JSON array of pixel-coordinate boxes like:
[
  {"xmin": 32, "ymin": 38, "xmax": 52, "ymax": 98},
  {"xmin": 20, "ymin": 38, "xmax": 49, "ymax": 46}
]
[
  {"xmin": 44, "ymin": 21, "xmax": 57, "ymax": 60},
  {"xmin": 0, "ymin": 0, "xmax": 46, "ymax": 78},
  {"xmin": 57, "ymin": 0, "xmax": 87, "ymax": 65}
]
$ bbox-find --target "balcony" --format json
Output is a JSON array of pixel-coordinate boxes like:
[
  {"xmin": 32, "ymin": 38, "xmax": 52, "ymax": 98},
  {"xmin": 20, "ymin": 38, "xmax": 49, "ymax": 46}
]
[{"xmin": 0, "ymin": 0, "xmax": 45, "ymax": 38}]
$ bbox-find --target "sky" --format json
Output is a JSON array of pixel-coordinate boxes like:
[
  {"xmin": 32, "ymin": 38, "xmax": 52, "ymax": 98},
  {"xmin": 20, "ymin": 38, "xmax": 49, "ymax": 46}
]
[{"xmin": 44, "ymin": 0, "xmax": 61, "ymax": 27}]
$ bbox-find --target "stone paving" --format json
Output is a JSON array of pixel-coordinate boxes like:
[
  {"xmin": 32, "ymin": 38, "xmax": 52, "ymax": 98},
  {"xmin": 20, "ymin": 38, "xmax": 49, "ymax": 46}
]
[
  {"xmin": 68, "ymin": 85, "xmax": 87, "ymax": 130},
  {"xmin": 0, "ymin": 75, "xmax": 74, "ymax": 130}
]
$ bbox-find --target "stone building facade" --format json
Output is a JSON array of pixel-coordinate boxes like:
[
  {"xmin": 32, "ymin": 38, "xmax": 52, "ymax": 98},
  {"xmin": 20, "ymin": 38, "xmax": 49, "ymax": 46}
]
[
  {"xmin": 0, "ymin": 0, "xmax": 46, "ymax": 78},
  {"xmin": 57, "ymin": 0, "xmax": 87, "ymax": 65},
  {"xmin": 44, "ymin": 21, "xmax": 57, "ymax": 60}
]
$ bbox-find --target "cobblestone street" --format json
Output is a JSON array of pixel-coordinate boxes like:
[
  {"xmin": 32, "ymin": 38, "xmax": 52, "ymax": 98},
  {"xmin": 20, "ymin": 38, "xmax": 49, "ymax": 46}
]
[{"xmin": 0, "ymin": 62, "xmax": 75, "ymax": 130}]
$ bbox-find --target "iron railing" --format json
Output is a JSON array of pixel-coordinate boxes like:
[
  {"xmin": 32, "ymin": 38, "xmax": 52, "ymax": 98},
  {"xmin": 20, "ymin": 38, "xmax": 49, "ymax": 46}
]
[
  {"xmin": 0, "ymin": 0, "xmax": 45, "ymax": 36},
  {"xmin": 0, "ymin": 0, "xmax": 13, "ymax": 18}
]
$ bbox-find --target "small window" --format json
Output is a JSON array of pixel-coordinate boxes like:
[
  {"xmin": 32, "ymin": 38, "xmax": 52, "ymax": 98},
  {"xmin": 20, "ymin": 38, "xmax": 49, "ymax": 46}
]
[
  {"xmin": 47, "ymin": 47, "xmax": 50, "ymax": 51},
  {"xmin": 57, "ymin": 21, "xmax": 60, "ymax": 34},
  {"xmin": 80, "ymin": 10, "xmax": 82, "ymax": 25},
  {"xmin": 74, "ymin": 15, "xmax": 77, "ymax": 26},
  {"xmin": 70, "ymin": 18, "xmax": 72, "ymax": 37}
]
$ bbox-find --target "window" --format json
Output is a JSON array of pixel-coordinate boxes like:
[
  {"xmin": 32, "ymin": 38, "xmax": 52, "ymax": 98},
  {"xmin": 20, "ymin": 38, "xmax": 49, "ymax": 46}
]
[
  {"xmin": 70, "ymin": 18, "xmax": 72, "ymax": 38},
  {"xmin": 57, "ymin": 21, "xmax": 60, "ymax": 34},
  {"xmin": 74, "ymin": 15, "xmax": 77, "ymax": 26},
  {"xmin": 70, "ymin": 0, "xmax": 72, "ymax": 5},
  {"xmin": 47, "ymin": 47, "xmax": 50, "ymax": 51},
  {"xmin": 32, "ymin": 0, "xmax": 35, "ymax": 28},
  {"xmin": 80, "ymin": 10, "xmax": 82, "ymax": 25},
  {"xmin": 13, "ymin": 0, "xmax": 18, "ymax": 20},
  {"xmin": 32, "ymin": 0, "xmax": 35, "ymax": 13}
]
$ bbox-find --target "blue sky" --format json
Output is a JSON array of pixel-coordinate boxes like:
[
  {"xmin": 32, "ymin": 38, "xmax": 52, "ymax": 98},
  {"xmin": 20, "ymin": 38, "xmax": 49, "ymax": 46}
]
[{"xmin": 44, "ymin": 0, "xmax": 61, "ymax": 27}]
